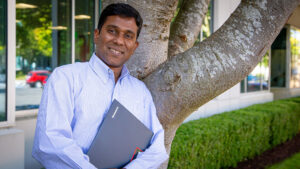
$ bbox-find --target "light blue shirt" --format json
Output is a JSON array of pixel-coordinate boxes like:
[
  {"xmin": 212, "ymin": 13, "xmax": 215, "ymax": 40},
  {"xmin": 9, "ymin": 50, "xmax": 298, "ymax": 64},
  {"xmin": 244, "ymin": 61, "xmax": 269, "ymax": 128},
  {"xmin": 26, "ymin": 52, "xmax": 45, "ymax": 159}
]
[{"xmin": 32, "ymin": 53, "xmax": 168, "ymax": 169}]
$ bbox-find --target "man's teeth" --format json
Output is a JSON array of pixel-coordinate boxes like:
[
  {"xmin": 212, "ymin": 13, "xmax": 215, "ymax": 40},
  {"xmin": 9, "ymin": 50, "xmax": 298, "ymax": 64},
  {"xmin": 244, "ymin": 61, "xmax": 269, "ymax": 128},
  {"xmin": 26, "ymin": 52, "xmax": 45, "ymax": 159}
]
[{"xmin": 109, "ymin": 48, "xmax": 121, "ymax": 54}]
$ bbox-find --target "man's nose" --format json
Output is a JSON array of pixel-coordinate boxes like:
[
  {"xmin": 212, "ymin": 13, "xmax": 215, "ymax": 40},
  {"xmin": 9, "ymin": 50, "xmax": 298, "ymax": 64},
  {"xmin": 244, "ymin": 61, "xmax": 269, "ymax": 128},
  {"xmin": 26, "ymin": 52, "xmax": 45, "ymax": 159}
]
[{"xmin": 113, "ymin": 34, "xmax": 125, "ymax": 46}]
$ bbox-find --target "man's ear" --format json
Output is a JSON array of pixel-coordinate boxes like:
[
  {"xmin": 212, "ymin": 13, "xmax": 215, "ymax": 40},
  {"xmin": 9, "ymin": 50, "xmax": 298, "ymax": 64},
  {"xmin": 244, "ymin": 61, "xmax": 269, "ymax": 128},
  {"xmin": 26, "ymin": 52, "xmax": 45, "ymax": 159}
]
[
  {"xmin": 134, "ymin": 41, "xmax": 139, "ymax": 50},
  {"xmin": 94, "ymin": 29, "xmax": 100, "ymax": 42}
]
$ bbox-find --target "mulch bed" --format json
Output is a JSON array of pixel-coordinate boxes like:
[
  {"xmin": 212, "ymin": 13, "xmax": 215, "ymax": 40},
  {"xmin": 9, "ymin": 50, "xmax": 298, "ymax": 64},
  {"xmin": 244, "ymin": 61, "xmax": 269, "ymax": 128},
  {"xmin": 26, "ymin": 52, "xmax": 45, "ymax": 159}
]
[{"xmin": 229, "ymin": 132, "xmax": 300, "ymax": 169}]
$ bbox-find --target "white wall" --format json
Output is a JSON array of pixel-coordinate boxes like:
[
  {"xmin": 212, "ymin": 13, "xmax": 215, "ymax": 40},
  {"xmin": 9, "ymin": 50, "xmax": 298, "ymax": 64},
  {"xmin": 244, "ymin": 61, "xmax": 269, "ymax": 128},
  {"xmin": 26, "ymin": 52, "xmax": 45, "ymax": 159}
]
[
  {"xmin": 287, "ymin": 5, "xmax": 300, "ymax": 29},
  {"xmin": 213, "ymin": 0, "xmax": 241, "ymax": 31},
  {"xmin": 185, "ymin": 91, "xmax": 273, "ymax": 122},
  {"xmin": 271, "ymin": 88, "xmax": 300, "ymax": 100},
  {"xmin": 15, "ymin": 112, "xmax": 42, "ymax": 169},
  {"xmin": 0, "ymin": 128, "xmax": 24, "ymax": 169}
]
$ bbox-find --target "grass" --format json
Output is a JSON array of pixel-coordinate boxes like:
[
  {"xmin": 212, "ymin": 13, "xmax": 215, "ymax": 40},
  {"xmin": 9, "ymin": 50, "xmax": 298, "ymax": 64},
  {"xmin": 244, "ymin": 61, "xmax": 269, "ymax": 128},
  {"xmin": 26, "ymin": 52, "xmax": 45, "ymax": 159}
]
[
  {"xmin": 168, "ymin": 97, "xmax": 300, "ymax": 169},
  {"xmin": 266, "ymin": 152, "xmax": 300, "ymax": 169}
]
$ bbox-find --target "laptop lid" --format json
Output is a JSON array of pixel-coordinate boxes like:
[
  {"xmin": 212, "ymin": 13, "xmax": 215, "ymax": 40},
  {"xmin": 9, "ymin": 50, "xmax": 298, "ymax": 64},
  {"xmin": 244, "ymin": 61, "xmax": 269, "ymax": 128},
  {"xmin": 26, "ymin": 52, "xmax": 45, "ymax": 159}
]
[{"xmin": 87, "ymin": 99, "xmax": 154, "ymax": 169}]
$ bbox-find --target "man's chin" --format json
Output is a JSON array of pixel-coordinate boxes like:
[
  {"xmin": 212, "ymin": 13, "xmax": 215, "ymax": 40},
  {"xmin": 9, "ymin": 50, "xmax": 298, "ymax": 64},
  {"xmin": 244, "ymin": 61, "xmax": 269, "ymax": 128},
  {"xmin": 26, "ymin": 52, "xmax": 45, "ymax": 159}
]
[
  {"xmin": 106, "ymin": 62, "xmax": 123, "ymax": 70},
  {"xmin": 109, "ymin": 64, "xmax": 123, "ymax": 69}
]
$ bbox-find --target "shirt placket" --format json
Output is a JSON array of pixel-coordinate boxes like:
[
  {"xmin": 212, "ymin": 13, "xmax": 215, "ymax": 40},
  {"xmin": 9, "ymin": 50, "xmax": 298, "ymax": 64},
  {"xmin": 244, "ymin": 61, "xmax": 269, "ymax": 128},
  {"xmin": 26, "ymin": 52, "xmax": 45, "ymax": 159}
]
[{"xmin": 108, "ymin": 69, "xmax": 121, "ymax": 102}]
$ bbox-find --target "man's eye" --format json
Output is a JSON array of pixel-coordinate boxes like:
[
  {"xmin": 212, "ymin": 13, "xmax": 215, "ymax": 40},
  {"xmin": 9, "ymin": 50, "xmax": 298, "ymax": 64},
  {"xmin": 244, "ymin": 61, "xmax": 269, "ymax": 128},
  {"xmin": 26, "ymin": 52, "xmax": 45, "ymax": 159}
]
[
  {"xmin": 125, "ymin": 34, "xmax": 133, "ymax": 39},
  {"xmin": 107, "ymin": 29, "xmax": 116, "ymax": 34}
]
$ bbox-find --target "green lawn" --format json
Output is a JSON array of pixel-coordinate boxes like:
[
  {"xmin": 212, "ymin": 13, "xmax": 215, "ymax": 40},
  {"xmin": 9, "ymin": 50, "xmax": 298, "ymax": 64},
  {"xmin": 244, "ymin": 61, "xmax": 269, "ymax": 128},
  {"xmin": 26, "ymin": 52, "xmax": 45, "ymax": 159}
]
[{"xmin": 266, "ymin": 152, "xmax": 300, "ymax": 169}]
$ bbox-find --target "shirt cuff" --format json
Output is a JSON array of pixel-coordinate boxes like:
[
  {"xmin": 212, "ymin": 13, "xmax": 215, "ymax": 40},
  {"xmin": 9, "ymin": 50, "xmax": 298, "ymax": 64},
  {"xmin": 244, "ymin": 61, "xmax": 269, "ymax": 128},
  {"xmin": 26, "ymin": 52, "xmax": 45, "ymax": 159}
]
[{"xmin": 124, "ymin": 161, "xmax": 143, "ymax": 169}]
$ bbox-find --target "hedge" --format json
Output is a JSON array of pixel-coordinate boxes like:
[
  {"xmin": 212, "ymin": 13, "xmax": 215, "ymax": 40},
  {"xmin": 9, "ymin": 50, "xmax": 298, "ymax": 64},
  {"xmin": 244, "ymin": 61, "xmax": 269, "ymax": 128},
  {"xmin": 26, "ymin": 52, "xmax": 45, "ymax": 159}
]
[{"xmin": 168, "ymin": 97, "xmax": 300, "ymax": 169}]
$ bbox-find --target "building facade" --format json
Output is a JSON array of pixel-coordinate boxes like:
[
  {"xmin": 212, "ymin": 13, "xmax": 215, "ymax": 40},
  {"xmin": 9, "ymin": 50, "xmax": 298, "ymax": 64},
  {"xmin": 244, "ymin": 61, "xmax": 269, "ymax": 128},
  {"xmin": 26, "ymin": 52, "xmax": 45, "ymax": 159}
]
[
  {"xmin": 185, "ymin": 1, "xmax": 300, "ymax": 122},
  {"xmin": 0, "ymin": 0, "xmax": 300, "ymax": 168}
]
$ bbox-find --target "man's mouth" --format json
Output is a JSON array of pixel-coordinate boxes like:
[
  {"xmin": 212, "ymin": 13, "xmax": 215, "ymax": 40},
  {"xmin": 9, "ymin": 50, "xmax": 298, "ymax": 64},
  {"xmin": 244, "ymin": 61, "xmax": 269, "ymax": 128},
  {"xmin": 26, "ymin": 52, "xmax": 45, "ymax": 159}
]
[{"xmin": 108, "ymin": 47, "xmax": 124, "ymax": 55}]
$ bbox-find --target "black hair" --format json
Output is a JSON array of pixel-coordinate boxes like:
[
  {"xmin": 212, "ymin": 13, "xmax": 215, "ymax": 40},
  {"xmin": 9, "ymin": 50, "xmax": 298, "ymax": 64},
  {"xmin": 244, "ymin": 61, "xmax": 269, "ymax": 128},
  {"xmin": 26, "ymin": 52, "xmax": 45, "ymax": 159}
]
[{"xmin": 97, "ymin": 3, "xmax": 143, "ymax": 38}]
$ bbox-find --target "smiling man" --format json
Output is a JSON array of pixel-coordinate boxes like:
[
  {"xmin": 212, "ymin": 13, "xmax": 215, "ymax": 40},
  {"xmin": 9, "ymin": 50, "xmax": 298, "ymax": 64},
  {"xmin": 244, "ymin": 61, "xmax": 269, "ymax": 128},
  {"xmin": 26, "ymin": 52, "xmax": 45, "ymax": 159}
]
[{"xmin": 32, "ymin": 3, "xmax": 168, "ymax": 169}]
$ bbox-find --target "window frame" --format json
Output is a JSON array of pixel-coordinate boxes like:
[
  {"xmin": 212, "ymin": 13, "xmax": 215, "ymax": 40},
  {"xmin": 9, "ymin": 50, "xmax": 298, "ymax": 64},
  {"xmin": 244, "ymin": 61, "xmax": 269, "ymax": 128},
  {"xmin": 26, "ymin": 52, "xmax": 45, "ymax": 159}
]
[
  {"xmin": 0, "ymin": 0, "xmax": 16, "ymax": 127},
  {"xmin": 288, "ymin": 25, "xmax": 300, "ymax": 89},
  {"xmin": 286, "ymin": 25, "xmax": 291, "ymax": 88}
]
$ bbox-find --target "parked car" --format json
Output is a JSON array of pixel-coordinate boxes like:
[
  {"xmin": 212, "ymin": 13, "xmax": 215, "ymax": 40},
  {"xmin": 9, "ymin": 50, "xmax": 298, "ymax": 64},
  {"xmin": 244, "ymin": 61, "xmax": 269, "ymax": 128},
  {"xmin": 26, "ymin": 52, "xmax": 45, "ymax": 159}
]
[{"xmin": 26, "ymin": 70, "xmax": 50, "ymax": 88}]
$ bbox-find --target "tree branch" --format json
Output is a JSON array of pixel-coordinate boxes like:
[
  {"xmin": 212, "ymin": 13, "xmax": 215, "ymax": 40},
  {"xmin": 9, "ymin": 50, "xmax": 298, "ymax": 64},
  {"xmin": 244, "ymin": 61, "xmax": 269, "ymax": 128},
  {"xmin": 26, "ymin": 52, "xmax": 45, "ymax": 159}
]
[
  {"xmin": 168, "ymin": 0, "xmax": 211, "ymax": 58},
  {"xmin": 144, "ymin": 0, "xmax": 300, "ymax": 154}
]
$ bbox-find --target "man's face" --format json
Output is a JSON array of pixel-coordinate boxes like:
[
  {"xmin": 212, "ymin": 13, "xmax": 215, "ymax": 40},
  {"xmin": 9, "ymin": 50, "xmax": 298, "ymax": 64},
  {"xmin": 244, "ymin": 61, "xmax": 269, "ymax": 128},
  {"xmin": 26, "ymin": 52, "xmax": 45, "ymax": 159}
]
[{"xmin": 94, "ymin": 15, "xmax": 139, "ymax": 70}]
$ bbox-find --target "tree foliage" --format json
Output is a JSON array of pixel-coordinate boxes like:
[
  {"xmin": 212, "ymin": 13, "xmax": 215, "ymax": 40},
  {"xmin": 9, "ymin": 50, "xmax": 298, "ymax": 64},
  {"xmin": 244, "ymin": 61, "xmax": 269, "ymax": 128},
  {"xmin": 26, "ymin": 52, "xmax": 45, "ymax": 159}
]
[{"xmin": 16, "ymin": 2, "xmax": 52, "ymax": 70}]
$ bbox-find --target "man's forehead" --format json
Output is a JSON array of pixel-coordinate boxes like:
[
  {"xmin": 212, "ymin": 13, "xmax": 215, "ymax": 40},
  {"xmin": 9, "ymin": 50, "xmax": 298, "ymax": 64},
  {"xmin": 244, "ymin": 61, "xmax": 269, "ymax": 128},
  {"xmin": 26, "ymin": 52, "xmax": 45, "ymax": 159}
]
[{"xmin": 103, "ymin": 15, "xmax": 138, "ymax": 32}]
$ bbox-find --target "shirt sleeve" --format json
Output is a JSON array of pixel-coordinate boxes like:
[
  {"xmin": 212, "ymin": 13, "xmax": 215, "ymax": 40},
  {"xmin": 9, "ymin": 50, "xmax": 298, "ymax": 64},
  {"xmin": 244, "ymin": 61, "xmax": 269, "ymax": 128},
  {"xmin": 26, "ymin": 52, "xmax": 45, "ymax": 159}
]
[
  {"xmin": 124, "ymin": 88, "xmax": 169, "ymax": 169},
  {"xmin": 32, "ymin": 68, "xmax": 97, "ymax": 169}
]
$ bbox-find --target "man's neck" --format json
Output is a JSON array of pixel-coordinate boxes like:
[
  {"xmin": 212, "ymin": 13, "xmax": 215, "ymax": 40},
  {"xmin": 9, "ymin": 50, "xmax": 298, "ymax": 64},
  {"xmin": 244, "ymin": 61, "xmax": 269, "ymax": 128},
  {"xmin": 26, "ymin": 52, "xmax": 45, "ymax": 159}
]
[
  {"xmin": 110, "ymin": 67, "xmax": 122, "ymax": 83},
  {"xmin": 94, "ymin": 53, "xmax": 123, "ymax": 83}
]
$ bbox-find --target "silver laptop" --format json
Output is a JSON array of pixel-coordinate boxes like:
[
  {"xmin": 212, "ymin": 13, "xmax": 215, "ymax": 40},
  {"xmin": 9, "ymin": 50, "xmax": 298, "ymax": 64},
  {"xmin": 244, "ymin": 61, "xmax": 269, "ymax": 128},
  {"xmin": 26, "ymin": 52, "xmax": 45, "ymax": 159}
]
[{"xmin": 87, "ymin": 99, "xmax": 154, "ymax": 169}]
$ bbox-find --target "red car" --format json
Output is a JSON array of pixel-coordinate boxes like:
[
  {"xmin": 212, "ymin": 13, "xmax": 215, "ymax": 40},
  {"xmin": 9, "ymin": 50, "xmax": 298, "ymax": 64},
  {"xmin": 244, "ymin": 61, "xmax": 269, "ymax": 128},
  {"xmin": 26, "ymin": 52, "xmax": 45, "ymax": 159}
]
[{"xmin": 26, "ymin": 70, "xmax": 50, "ymax": 88}]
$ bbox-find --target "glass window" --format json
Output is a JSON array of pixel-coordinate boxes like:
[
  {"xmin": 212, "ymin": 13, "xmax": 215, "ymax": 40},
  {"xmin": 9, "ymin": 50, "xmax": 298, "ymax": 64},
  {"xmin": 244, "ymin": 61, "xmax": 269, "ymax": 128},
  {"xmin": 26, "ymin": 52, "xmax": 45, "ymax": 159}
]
[
  {"xmin": 0, "ymin": 0, "xmax": 7, "ymax": 121},
  {"xmin": 261, "ymin": 52, "xmax": 270, "ymax": 91},
  {"xmin": 247, "ymin": 63, "xmax": 262, "ymax": 92},
  {"xmin": 240, "ymin": 78, "xmax": 245, "ymax": 93},
  {"xmin": 290, "ymin": 26, "xmax": 300, "ymax": 88},
  {"xmin": 75, "ymin": 0, "xmax": 95, "ymax": 62},
  {"xmin": 271, "ymin": 28, "xmax": 287, "ymax": 87},
  {"xmin": 16, "ymin": 0, "xmax": 72, "ymax": 110},
  {"xmin": 240, "ymin": 51, "xmax": 270, "ymax": 93}
]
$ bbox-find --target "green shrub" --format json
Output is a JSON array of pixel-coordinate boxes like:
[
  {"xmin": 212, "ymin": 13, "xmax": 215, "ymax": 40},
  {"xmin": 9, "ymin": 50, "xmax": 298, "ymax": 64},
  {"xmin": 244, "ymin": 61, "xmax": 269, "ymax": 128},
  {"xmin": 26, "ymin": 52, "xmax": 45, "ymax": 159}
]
[{"xmin": 168, "ymin": 97, "xmax": 300, "ymax": 169}]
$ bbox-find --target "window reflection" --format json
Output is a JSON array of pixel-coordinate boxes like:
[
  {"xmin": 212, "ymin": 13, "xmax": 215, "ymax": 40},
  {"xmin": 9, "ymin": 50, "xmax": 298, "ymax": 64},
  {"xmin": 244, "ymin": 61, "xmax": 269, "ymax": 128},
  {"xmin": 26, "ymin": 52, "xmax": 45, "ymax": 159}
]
[
  {"xmin": 261, "ymin": 52, "xmax": 270, "ymax": 90},
  {"xmin": 271, "ymin": 28, "xmax": 287, "ymax": 87},
  {"xmin": 0, "ymin": 0, "xmax": 7, "ymax": 121},
  {"xmin": 16, "ymin": 0, "xmax": 72, "ymax": 110},
  {"xmin": 75, "ymin": 0, "xmax": 94, "ymax": 62},
  {"xmin": 240, "ymin": 78, "xmax": 245, "ymax": 93},
  {"xmin": 290, "ymin": 26, "xmax": 300, "ymax": 88},
  {"xmin": 247, "ymin": 63, "xmax": 262, "ymax": 92},
  {"xmin": 241, "ymin": 51, "xmax": 270, "ymax": 93}
]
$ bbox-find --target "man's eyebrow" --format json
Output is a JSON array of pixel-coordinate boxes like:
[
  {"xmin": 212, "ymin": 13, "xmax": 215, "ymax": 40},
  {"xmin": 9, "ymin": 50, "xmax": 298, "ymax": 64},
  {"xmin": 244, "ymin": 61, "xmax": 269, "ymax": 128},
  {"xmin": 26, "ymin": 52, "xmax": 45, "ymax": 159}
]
[
  {"xmin": 106, "ymin": 24, "xmax": 136, "ymax": 35},
  {"xmin": 106, "ymin": 24, "xmax": 118, "ymax": 29}
]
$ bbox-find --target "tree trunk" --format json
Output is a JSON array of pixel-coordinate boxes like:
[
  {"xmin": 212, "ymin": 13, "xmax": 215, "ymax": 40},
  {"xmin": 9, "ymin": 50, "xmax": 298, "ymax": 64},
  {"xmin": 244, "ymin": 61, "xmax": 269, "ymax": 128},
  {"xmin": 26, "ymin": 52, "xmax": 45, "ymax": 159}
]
[{"xmin": 168, "ymin": 0, "xmax": 211, "ymax": 58}]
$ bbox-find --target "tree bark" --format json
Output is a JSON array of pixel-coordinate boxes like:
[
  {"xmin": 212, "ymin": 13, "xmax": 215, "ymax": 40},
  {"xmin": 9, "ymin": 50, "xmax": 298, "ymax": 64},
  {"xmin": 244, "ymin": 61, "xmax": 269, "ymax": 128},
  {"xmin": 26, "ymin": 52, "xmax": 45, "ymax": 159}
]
[
  {"xmin": 168, "ymin": 0, "xmax": 211, "ymax": 58},
  {"xmin": 102, "ymin": 0, "xmax": 178, "ymax": 79},
  {"xmin": 143, "ymin": 0, "xmax": 300, "ymax": 168}
]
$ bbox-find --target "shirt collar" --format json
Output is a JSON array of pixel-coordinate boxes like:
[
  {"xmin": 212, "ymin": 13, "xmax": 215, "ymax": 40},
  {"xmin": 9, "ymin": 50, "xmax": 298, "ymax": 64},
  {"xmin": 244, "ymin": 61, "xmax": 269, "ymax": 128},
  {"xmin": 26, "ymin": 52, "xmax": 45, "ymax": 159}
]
[
  {"xmin": 119, "ymin": 63, "xmax": 130, "ymax": 81},
  {"xmin": 89, "ymin": 53, "xmax": 130, "ymax": 83}
]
